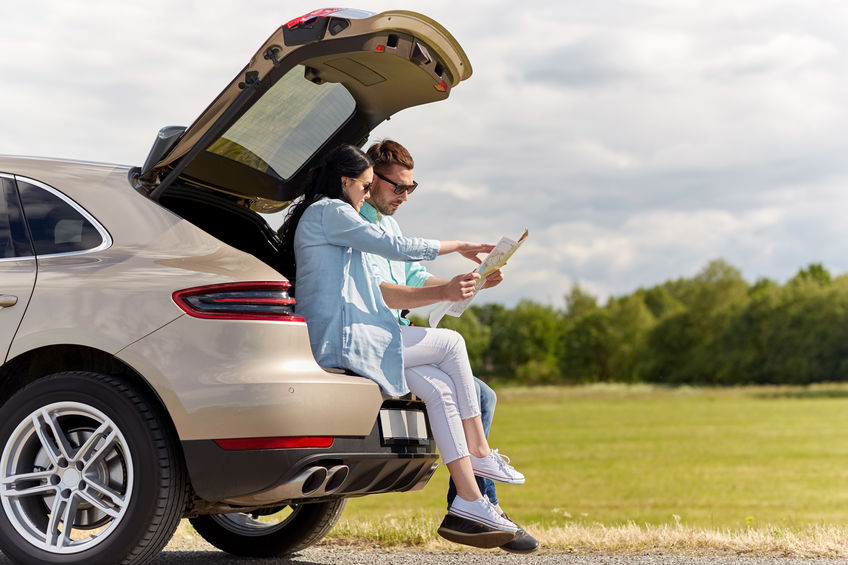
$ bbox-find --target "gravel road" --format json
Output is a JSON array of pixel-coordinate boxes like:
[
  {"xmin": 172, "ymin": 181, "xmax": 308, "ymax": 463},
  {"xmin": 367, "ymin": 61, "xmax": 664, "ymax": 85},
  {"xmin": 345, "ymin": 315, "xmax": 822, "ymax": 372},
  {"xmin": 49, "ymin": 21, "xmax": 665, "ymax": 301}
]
[{"xmin": 2, "ymin": 550, "xmax": 848, "ymax": 564}]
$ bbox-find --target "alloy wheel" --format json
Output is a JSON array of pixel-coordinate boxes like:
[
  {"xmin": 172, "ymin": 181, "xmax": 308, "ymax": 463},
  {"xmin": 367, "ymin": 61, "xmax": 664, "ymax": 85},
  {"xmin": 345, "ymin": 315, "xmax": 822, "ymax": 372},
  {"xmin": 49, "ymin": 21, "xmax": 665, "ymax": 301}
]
[{"xmin": 0, "ymin": 401, "xmax": 133, "ymax": 554}]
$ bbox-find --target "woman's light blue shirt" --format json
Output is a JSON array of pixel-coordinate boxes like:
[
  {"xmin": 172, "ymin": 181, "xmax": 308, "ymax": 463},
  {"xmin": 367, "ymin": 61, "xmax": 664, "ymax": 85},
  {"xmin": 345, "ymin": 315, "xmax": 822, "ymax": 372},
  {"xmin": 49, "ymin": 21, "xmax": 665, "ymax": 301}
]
[{"xmin": 293, "ymin": 198, "xmax": 439, "ymax": 396}]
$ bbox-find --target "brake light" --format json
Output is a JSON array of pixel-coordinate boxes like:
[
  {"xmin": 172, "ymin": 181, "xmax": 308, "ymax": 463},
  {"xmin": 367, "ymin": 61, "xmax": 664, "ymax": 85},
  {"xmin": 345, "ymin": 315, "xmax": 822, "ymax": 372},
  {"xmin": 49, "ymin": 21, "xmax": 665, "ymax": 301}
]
[
  {"xmin": 215, "ymin": 436, "xmax": 334, "ymax": 450},
  {"xmin": 285, "ymin": 8, "xmax": 342, "ymax": 28},
  {"xmin": 173, "ymin": 282, "xmax": 305, "ymax": 322}
]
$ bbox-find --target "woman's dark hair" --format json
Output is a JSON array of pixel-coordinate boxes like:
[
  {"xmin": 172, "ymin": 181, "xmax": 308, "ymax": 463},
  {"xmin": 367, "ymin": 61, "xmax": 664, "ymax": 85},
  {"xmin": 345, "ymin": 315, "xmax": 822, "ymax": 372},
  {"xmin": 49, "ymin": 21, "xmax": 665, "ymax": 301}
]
[{"xmin": 277, "ymin": 144, "xmax": 374, "ymax": 282}]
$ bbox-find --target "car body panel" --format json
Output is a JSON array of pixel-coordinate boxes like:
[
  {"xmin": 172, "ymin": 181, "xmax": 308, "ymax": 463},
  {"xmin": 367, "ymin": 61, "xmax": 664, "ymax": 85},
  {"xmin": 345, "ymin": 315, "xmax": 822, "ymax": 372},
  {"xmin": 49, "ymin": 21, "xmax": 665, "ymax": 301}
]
[
  {"xmin": 0, "ymin": 173, "xmax": 37, "ymax": 361},
  {"xmin": 0, "ymin": 258, "xmax": 35, "ymax": 362},
  {"xmin": 1, "ymin": 155, "xmax": 387, "ymax": 444},
  {"xmin": 116, "ymin": 315, "xmax": 384, "ymax": 441},
  {"xmin": 1, "ymin": 156, "xmax": 285, "ymax": 360}
]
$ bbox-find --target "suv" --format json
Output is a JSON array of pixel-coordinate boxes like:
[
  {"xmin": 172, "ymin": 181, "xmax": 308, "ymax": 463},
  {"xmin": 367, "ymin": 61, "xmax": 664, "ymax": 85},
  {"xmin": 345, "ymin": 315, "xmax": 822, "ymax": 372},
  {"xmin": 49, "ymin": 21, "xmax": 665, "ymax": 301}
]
[{"xmin": 0, "ymin": 9, "xmax": 471, "ymax": 564}]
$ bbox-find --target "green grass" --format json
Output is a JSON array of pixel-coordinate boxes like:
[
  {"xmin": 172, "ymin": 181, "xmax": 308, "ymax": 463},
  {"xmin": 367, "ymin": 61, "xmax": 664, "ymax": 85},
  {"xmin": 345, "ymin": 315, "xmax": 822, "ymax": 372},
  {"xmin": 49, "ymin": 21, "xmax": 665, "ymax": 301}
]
[{"xmin": 339, "ymin": 384, "xmax": 848, "ymax": 531}]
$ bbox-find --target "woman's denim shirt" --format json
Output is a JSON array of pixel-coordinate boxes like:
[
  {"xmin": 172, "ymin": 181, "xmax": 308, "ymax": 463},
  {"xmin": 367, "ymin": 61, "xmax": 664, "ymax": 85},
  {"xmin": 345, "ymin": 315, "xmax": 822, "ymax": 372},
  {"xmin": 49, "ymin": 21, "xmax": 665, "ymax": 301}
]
[{"xmin": 294, "ymin": 198, "xmax": 439, "ymax": 396}]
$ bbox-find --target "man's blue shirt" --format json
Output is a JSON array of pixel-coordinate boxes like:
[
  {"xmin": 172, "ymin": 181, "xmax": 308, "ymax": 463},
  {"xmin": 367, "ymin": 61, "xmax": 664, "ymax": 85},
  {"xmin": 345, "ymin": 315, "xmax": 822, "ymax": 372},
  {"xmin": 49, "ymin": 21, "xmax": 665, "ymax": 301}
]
[{"xmin": 359, "ymin": 202, "xmax": 432, "ymax": 325}]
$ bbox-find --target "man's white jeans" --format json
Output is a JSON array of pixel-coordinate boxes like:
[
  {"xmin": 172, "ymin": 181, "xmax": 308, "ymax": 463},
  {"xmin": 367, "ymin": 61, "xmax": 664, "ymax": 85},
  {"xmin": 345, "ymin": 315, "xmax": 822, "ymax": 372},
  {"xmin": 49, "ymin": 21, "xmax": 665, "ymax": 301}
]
[{"xmin": 401, "ymin": 325, "xmax": 481, "ymax": 464}]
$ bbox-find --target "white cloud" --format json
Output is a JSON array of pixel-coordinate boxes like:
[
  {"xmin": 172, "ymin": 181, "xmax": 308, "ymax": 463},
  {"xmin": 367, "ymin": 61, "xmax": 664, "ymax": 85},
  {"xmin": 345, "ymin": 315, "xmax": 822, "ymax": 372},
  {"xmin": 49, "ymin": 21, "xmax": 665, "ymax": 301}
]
[
  {"xmin": 425, "ymin": 180, "xmax": 491, "ymax": 200},
  {"xmin": 568, "ymin": 140, "xmax": 635, "ymax": 169},
  {"xmin": 707, "ymin": 33, "xmax": 838, "ymax": 76}
]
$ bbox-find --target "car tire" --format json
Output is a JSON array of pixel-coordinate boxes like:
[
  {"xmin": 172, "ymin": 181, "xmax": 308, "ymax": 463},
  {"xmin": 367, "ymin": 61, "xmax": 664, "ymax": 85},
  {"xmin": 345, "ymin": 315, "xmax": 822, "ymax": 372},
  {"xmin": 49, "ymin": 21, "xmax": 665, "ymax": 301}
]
[
  {"xmin": 0, "ymin": 371, "xmax": 187, "ymax": 564},
  {"xmin": 190, "ymin": 499, "xmax": 346, "ymax": 557}
]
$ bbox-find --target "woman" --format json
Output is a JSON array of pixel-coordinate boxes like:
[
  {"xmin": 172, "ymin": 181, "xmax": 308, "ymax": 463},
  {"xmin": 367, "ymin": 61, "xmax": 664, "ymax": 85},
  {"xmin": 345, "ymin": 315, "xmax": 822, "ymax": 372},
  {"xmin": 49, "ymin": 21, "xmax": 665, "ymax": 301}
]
[{"xmin": 278, "ymin": 145, "xmax": 523, "ymax": 540}]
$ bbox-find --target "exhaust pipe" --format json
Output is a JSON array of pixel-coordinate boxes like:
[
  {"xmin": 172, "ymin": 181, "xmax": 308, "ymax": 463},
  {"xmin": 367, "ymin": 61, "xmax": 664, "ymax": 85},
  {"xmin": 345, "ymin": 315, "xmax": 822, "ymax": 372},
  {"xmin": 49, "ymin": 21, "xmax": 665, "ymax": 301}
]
[
  {"xmin": 294, "ymin": 466, "xmax": 328, "ymax": 496},
  {"xmin": 324, "ymin": 465, "xmax": 349, "ymax": 494},
  {"xmin": 249, "ymin": 464, "xmax": 349, "ymax": 504}
]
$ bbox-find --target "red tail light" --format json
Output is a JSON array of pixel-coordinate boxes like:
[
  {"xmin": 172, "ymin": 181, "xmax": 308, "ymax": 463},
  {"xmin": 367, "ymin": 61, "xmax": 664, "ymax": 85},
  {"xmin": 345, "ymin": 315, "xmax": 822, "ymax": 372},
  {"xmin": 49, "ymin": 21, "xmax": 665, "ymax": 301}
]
[
  {"xmin": 214, "ymin": 436, "xmax": 334, "ymax": 450},
  {"xmin": 285, "ymin": 8, "xmax": 342, "ymax": 28},
  {"xmin": 173, "ymin": 282, "xmax": 305, "ymax": 323}
]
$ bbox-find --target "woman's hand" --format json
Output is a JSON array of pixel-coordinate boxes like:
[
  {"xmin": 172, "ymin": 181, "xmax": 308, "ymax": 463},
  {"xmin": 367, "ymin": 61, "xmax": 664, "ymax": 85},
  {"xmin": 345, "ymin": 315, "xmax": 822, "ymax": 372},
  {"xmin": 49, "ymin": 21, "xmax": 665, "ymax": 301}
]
[
  {"xmin": 437, "ymin": 241, "xmax": 495, "ymax": 266},
  {"xmin": 458, "ymin": 242, "xmax": 494, "ymax": 264},
  {"xmin": 442, "ymin": 272, "xmax": 481, "ymax": 302},
  {"xmin": 438, "ymin": 241, "xmax": 494, "ymax": 263}
]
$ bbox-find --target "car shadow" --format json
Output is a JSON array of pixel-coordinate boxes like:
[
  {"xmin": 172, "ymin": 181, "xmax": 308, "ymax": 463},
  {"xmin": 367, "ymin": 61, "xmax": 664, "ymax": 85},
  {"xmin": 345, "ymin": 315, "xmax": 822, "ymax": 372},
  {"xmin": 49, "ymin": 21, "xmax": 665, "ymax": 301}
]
[
  {"xmin": 150, "ymin": 551, "xmax": 328, "ymax": 564},
  {"xmin": 0, "ymin": 551, "xmax": 327, "ymax": 565}
]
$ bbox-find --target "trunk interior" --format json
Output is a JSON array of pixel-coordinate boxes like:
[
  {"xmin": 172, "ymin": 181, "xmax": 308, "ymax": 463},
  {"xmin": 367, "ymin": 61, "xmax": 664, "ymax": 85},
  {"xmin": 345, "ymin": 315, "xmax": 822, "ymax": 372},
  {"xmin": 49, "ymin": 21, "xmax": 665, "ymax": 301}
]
[{"xmin": 158, "ymin": 183, "xmax": 285, "ymax": 274}]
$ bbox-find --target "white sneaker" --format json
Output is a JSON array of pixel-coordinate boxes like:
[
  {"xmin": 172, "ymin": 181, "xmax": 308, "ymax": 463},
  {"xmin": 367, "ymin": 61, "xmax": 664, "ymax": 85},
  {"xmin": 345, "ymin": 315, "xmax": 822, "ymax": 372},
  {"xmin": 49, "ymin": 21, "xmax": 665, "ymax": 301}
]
[
  {"xmin": 448, "ymin": 495, "xmax": 518, "ymax": 533},
  {"xmin": 470, "ymin": 449, "xmax": 525, "ymax": 484}
]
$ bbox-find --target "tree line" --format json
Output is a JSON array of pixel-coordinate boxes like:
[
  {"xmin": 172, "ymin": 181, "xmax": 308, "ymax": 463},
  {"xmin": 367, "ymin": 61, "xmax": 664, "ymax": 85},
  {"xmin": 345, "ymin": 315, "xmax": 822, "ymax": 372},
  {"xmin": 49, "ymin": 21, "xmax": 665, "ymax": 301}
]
[{"xmin": 412, "ymin": 259, "xmax": 848, "ymax": 385}]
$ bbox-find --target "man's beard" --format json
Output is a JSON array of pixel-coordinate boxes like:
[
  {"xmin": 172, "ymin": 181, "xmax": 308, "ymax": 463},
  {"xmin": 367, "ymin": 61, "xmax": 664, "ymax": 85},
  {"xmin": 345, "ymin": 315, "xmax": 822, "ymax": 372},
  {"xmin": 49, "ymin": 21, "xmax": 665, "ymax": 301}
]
[{"xmin": 373, "ymin": 199, "xmax": 397, "ymax": 216}]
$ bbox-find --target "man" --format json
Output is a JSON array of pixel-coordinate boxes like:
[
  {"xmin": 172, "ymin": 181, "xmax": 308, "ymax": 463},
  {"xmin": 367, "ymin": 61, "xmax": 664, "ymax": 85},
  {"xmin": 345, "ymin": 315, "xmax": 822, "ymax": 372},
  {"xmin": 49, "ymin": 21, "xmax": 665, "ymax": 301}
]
[{"xmin": 360, "ymin": 139, "xmax": 539, "ymax": 554}]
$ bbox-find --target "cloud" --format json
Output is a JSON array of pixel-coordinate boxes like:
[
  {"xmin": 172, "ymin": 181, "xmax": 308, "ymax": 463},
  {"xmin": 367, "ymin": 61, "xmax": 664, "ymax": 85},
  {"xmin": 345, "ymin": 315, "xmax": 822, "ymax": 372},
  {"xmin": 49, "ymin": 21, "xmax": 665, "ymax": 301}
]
[
  {"xmin": 568, "ymin": 139, "xmax": 635, "ymax": 169},
  {"xmin": 705, "ymin": 33, "xmax": 838, "ymax": 78},
  {"xmin": 425, "ymin": 180, "xmax": 491, "ymax": 201}
]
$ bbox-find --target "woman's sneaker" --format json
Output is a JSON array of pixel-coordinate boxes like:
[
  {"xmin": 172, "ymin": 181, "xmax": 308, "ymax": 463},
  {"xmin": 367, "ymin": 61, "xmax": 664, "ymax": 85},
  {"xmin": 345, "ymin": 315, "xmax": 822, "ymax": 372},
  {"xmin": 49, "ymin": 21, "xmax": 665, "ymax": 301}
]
[
  {"xmin": 448, "ymin": 495, "xmax": 518, "ymax": 538},
  {"xmin": 470, "ymin": 449, "xmax": 525, "ymax": 484}
]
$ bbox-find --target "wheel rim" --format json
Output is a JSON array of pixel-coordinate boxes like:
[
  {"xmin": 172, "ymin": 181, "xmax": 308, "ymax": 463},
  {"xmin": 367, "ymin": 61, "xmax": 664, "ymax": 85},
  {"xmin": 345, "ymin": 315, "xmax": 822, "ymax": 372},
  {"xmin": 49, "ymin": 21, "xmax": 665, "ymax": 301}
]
[
  {"xmin": 0, "ymin": 401, "xmax": 134, "ymax": 554},
  {"xmin": 210, "ymin": 506, "xmax": 302, "ymax": 536}
]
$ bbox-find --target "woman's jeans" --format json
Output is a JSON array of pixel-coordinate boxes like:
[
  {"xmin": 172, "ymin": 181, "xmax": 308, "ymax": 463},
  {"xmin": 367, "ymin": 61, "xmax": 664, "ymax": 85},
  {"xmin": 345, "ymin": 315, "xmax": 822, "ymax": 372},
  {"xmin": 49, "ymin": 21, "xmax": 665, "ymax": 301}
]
[
  {"xmin": 402, "ymin": 326, "xmax": 480, "ymax": 464},
  {"xmin": 399, "ymin": 326, "xmax": 498, "ymax": 505}
]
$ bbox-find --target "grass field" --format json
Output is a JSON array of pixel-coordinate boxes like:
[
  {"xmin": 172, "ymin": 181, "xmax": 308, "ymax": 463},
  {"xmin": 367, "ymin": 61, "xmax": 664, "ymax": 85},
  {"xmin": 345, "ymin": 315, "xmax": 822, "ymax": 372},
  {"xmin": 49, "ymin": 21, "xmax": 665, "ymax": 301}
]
[
  {"xmin": 339, "ymin": 384, "xmax": 848, "ymax": 530},
  {"xmin": 170, "ymin": 384, "xmax": 848, "ymax": 555}
]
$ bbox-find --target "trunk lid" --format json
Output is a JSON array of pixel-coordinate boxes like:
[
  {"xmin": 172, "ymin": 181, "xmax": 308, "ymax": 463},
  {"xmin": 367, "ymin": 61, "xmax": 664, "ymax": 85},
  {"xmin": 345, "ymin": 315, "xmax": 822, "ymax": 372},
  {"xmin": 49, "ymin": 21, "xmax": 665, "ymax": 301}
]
[{"xmin": 135, "ymin": 9, "xmax": 471, "ymax": 208}]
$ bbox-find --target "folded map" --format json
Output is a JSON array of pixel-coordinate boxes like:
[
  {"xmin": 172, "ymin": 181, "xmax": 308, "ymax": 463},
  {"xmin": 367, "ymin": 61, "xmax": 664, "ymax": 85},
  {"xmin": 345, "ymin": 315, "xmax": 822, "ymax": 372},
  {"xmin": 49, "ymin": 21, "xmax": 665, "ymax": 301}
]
[{"xmin": 428, "ymin": 229, "xmax": 528, "ymax": 327}]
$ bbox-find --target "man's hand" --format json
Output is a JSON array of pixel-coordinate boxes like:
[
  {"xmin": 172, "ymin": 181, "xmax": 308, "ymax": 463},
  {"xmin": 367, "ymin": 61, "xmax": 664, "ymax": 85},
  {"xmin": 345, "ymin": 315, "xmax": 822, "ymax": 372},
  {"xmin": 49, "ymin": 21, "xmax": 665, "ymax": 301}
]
[
  {"xmin": 442, "ymin": 272, "xmax": 481, "ymax": 302},
  {"xmin": 458, "ymin": 242, "xmax": 494, "ymax": 264},
  {"xmin": 482, "ymin": 268, "xmax": 504, "ymax": 289}
]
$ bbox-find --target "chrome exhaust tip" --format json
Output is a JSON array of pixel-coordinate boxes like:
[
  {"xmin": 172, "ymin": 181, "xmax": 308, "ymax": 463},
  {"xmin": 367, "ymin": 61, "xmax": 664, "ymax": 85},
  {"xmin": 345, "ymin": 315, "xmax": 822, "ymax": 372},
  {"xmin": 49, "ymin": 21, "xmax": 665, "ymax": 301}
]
[
  {"xmin": 324, "ymin": 465, "xmax": 349, "ymax": 493},
  {"xmin": 297, "ymin": 466, "xmax": 328, "ymax": 496}
]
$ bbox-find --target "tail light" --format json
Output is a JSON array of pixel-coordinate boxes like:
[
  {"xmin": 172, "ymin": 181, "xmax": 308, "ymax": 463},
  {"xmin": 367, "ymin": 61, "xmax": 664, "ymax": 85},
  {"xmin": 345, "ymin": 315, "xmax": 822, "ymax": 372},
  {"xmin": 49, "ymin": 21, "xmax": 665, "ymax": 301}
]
[
  {"xmin": 285, "ymin": 8, "xmax": 342, "ymax": 28},
  {"xmin": 173, "ymin": 282, "xmax": 305, "ymax": 322}
]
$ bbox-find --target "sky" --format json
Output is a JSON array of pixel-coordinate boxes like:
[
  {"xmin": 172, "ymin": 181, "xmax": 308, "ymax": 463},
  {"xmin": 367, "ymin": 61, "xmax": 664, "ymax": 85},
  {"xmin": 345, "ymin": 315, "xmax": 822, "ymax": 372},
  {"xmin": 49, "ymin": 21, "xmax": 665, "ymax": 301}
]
[{"xmin": 2, "ymin": 1, "xmax": 848, "ymax": 308}]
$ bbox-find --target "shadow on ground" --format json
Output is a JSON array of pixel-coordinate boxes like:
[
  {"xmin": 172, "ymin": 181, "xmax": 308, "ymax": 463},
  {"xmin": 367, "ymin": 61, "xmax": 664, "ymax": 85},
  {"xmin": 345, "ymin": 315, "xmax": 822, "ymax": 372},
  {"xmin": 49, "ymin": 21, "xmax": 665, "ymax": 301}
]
[
  {"xmin": 153, "ymin": 552, "xmax": 325, "ymax": 564},
  {"xmin": 0, "ymin": 551, "xmax": 325, "ymax": 565}
]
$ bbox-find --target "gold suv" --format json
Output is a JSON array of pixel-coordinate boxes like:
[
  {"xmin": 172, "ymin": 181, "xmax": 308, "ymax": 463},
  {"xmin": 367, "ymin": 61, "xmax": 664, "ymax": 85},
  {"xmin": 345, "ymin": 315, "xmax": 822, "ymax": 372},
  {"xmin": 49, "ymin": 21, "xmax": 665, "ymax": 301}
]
[{"xmin": 0, "ymin": 9, "xmax": 471, "ymax": 564}]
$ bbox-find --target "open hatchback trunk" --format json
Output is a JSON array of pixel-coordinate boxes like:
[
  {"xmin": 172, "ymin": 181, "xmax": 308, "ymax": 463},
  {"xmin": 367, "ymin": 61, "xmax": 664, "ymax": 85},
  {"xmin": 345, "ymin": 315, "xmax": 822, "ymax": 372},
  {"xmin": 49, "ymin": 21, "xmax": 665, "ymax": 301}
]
[{"xmin": 131, "ymin": 9, "xmax": 471, "ymax": 264}]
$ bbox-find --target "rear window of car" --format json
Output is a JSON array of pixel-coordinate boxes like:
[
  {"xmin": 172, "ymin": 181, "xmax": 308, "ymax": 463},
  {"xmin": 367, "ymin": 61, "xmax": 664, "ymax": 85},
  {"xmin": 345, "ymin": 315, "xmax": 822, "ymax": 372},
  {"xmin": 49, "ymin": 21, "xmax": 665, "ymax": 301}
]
[
  {"xmin": 17, "ymin": 180, "xmax": 106, "ymax": 256},
  {"xmin": 206, "ymin": 64, "xmax": 356, "ymax": 180}
]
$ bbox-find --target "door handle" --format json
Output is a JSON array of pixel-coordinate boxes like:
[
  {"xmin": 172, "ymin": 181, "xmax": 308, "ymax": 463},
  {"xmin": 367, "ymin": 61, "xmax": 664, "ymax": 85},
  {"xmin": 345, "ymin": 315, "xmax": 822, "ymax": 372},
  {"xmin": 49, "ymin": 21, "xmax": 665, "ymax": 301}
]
[{"xmin": 0, "ymin": 295, "xmax": 18, "ymax": 308}]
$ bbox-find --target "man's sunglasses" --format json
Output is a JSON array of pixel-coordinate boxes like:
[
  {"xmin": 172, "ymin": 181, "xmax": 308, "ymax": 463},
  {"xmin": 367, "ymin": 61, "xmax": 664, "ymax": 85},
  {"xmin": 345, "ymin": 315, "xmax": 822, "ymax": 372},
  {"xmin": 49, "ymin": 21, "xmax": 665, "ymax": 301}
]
[{"xmin": 375, "ymin": 171, "xmax": 418, "ymax": 195}]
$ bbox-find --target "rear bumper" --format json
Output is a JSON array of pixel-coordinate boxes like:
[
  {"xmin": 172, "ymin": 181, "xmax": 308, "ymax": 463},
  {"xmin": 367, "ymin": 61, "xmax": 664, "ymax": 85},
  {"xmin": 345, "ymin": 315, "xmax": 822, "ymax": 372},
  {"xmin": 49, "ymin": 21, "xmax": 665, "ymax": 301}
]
[{"xmin": 183, "ymin": 400, "xmax": 439, "ymax": 507}]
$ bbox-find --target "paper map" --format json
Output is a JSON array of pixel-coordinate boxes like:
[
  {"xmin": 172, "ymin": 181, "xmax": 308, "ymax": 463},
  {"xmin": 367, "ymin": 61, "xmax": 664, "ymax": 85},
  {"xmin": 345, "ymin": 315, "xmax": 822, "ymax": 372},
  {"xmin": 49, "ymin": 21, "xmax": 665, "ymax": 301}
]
[{"xmin": 428, "ymin": 229, "xmax": 528, "ymax": 327}]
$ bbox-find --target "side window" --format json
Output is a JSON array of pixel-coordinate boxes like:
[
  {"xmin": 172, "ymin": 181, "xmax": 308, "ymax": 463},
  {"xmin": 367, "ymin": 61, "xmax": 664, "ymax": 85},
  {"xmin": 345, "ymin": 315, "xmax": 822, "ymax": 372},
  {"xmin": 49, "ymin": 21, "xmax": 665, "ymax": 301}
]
[
  {"xmin": 17, "ymin": 180, "xmax": 104, "ymax": 256},
  {"xmin": 0, "ymin": 176, "xmax": 34, "ymax": 259}
]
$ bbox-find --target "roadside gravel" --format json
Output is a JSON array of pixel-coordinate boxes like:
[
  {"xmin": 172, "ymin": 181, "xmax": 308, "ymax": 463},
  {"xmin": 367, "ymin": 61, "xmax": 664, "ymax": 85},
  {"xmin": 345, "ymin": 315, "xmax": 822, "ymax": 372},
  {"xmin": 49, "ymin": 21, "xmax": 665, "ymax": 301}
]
[
  {"xmin": 3, "ymin": 549, "xmax": 848, "ymax": 564},
  {"xmin": 150, "ymin": 549, "xmax": 848, "ymax": 564}
]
